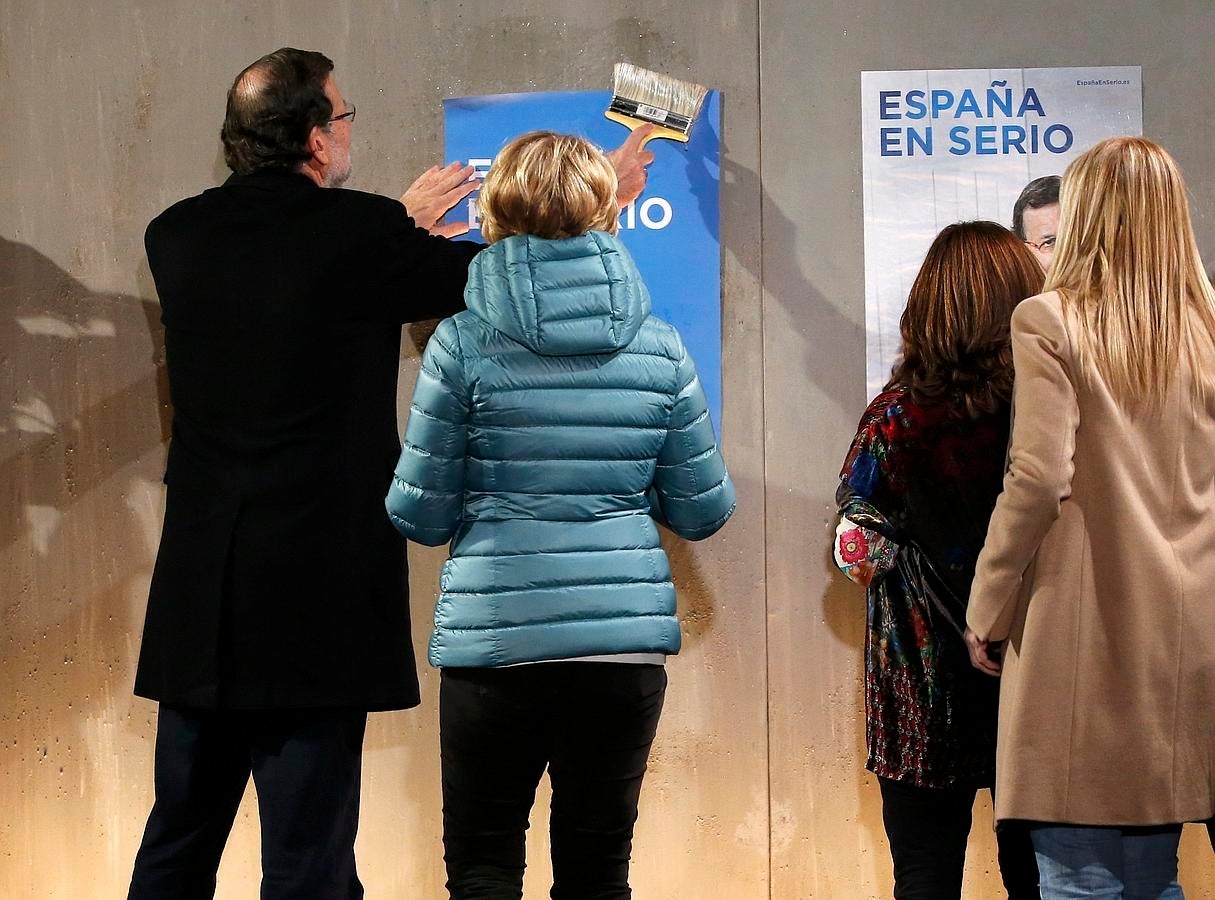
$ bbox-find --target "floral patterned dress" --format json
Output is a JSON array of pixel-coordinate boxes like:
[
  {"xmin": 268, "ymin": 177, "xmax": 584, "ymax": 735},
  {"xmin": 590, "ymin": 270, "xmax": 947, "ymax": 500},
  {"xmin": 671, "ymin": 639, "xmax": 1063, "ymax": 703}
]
[{"xmin": 835, "ymin": 386, "xmax": 1010, "ymax": 789}]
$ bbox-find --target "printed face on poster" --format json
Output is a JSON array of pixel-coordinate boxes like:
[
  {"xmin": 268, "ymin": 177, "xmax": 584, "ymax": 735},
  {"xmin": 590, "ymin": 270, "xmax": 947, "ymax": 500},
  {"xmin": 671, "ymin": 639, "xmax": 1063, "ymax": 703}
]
[
  {"xmin": 861, "ymin": 66, "xmax": 1143, "ymax": 398},
  {"xmin": 443, "ymin": 90, "xmax": 723, "ymax": 435}
]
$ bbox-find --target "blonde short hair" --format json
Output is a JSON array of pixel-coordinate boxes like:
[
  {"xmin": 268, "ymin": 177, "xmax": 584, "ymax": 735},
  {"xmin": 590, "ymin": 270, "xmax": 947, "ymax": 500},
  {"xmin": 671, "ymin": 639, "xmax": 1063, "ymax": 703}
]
[{"xmin": 478, "ymin": 131, "xmax": 619, "ymax": 243}]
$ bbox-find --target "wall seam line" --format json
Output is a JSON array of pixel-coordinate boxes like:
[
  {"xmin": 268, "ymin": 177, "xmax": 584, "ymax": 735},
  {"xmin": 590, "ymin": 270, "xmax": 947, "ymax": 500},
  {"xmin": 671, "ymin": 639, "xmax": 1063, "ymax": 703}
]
[{"xmin": 755, "ymin": 1, "xmax": 773, "ymax": 899}]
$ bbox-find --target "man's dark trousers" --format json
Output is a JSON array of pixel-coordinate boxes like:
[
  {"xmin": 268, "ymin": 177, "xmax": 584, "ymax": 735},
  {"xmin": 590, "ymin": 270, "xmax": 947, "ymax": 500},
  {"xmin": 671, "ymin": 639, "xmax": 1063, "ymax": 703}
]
[{"xmin": 127, "ymin": 705, "xmax": 367, "ymax": 900}]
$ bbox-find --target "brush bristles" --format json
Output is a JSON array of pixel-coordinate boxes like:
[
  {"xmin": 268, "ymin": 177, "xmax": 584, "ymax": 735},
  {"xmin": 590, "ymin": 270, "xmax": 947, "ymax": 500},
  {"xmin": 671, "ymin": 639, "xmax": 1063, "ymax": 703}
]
[{"xmin": 611, "ymin": 63, "xmax": 708, "ymax": 123}]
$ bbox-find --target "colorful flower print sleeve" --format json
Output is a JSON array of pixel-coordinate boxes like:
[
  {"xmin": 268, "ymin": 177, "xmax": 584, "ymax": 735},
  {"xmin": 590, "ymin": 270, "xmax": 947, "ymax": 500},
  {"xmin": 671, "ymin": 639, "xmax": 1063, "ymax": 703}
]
[
  {"xmin": 830, "ymin": 386, "xmax": 1008, "ymax": 789},
  {"xmin": 834, "ymin": 390, "xmax": 907, "ymax": 588},
  {"xmin": 834, "ymin": 515, "xmax": 898, "ymax": 587}
]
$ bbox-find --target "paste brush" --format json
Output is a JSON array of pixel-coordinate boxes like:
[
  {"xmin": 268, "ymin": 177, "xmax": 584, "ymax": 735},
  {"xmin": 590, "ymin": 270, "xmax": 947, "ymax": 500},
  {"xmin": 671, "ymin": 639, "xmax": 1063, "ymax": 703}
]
[{"xmin": 605, "ymin": 63, "xmax": 709, "ymax": 148}]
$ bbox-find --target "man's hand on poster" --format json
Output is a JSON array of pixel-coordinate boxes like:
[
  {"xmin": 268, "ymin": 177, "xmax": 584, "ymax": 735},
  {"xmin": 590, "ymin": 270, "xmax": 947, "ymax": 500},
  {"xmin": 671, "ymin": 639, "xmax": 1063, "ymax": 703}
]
[
  {"xmin": 401, "ymin": 162, "xmax": 478, "ymax": 238},
  {"xmin": 404, "ymin": 124, "xmax": 657, "ymax": 236},
  {"xmin": 607, "ymin": 124, "xmax": 658, "ymax": 208}
]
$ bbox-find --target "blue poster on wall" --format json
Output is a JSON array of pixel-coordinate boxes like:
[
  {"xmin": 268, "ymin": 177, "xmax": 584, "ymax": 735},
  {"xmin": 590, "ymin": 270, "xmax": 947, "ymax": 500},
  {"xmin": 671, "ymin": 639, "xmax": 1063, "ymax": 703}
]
[{"xmin": 443, "ymin": 90, "xmax": 722, "ymax": 435}]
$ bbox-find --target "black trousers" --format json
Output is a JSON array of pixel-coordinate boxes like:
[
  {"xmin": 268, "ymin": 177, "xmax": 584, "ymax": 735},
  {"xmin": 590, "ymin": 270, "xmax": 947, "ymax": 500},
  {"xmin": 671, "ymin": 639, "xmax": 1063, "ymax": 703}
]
[
  {"xmin": 439, "ymin": 662, "xmax": 667, "ymax": 900},
  {"xmin": 127, "ymin": 705, "xmax": 367, "ymax": 900},
  {"xmin": 878, "ymin": 776, "xmax": 1039, "ymax": 900}
]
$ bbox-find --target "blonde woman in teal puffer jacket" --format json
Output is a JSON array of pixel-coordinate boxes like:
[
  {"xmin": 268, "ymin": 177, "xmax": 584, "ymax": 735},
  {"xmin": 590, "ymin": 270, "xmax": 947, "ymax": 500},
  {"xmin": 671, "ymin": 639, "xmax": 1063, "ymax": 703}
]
[{"xmin": 385, "ymin": 131, "xmax": 734, "ymax": 900}]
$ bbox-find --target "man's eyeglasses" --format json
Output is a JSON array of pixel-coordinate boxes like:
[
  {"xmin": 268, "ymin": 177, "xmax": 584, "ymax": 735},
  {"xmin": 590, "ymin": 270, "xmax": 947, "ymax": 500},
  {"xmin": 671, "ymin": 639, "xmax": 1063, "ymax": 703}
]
[
  {"xmin": 1024, "ymin": 235, "xmax": 1056, "ymax": 253},
  {"xmin": 329, "ymin": 103, "xmax": 356, "ymax": 124}
]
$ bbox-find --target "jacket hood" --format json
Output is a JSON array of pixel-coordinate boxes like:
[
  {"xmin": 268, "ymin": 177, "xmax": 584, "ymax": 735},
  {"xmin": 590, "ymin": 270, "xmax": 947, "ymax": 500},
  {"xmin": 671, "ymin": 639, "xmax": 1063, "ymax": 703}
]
[{"xmin": 464, "ymin": 231, "xmax": 651, "ymax": 356}]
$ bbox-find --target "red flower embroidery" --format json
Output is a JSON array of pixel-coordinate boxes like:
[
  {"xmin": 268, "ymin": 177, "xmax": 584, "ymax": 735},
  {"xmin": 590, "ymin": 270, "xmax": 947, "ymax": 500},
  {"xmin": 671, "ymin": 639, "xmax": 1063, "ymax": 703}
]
[
  {"xmin": 850, "ymin": 560, "xmax": 877, "ymax": 587},
  {"xmin": 838, "ymin": 527, "xmax": 870, "ymax": 564}
]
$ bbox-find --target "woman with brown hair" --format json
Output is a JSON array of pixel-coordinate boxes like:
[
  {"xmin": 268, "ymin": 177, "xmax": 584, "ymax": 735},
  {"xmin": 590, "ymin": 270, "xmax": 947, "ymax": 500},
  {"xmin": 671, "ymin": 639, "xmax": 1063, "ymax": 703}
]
[
  {"xmin": 965, "ymin": 137, "xmax": 1215, "ymax": 897},
  {"xmin": 833, "ymin": 221, "xmax": 1042, "ymax": 898}
]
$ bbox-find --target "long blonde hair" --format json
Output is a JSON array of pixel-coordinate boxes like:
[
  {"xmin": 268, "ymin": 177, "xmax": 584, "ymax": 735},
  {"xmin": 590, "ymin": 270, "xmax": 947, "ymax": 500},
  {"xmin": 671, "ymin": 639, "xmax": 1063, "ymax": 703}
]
[{"xmin": 1045, "ymin": 136, "xmax": 1215, "ymax": 406}]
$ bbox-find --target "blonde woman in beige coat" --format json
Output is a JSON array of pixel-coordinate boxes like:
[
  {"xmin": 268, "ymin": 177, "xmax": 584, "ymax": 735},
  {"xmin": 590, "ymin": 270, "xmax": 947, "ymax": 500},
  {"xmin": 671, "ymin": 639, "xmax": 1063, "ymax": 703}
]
[{"xmin": 963, "ymin": 136, "xmax": 1215, "ymax": 898}]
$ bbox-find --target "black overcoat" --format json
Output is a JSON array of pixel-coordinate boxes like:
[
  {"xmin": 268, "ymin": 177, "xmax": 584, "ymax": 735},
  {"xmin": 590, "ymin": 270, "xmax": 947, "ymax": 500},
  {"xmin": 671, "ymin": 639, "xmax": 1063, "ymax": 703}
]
[{"xmin": 134, "ymin": 169, "xmax": 481, "ymax": 710}]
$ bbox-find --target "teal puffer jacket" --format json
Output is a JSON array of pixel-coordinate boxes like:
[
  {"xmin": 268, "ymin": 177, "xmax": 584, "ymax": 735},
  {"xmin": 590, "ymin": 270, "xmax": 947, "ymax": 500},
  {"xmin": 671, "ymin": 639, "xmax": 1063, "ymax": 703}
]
[{"xmin": 386, "ymin": 231, "xmax": 735, "ymax": 667}]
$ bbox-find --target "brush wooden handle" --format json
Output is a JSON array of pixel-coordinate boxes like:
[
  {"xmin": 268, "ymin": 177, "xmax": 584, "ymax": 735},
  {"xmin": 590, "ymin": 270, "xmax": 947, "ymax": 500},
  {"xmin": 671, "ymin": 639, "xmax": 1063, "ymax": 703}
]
[{"xmin": 605, "ymin": 110, "xmax": 690, "ymax": 147}]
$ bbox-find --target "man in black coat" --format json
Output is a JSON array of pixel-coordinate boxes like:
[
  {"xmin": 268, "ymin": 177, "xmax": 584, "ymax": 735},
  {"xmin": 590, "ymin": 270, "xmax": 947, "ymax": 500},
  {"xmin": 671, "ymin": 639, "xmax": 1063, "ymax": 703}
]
[{"xmin": 127, "ymin": 48, "xmax": 654, "ymax": 899}]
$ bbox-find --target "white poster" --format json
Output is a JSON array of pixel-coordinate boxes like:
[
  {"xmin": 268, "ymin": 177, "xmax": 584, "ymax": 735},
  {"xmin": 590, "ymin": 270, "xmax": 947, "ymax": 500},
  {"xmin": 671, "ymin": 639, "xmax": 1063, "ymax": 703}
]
[{"xmin": 861, "ymin": 66, "xmax": 1143, "ymax": 397}]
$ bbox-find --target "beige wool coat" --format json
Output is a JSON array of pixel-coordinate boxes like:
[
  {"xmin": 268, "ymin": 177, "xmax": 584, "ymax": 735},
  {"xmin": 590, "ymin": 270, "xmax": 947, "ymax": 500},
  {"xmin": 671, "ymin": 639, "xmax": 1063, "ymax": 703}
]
[{"xmin": 968, "ymin": 291, "xmax": 1215, "ymax": 825}]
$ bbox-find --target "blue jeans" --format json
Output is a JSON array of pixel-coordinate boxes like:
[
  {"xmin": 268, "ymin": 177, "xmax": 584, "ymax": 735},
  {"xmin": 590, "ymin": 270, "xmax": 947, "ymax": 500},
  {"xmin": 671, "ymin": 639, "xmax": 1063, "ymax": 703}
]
[{"xmin": 1031, "ymin": 824, "xmax": 1183, "ymax": 899}]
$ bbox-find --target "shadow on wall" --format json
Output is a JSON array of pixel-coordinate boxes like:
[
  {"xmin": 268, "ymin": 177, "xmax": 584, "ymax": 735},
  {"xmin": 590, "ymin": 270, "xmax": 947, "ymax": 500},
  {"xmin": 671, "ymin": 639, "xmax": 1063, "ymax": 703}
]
[
  {"xmin": 0, "ymin": 236, "xmax": 171, "ymax": 895},
  {"xmin": 711, "ymin": 138, "xmax": 867, "ymax": 650},
  {"xmin": 663, "ymin": 528, "xmax": 715, "ymax": 647},
  {"xmin": 0, "ymin": 237, "xmax": 169, "ymax": 551},
  {"xmin": 706, "ymin": 135, "xmax": 864, "ymax": 421}
]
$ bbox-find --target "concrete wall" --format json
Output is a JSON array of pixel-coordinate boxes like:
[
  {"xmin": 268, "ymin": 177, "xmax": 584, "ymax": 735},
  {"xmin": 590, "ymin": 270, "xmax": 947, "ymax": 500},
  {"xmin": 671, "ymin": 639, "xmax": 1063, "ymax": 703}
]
[
  {"xmin": 759, "ymin": 2, "xmax": 1215, "ymax": 897},
  {"xmin": 1, "ymin": 0, "xmax": 1212, "ymax": 897}
]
